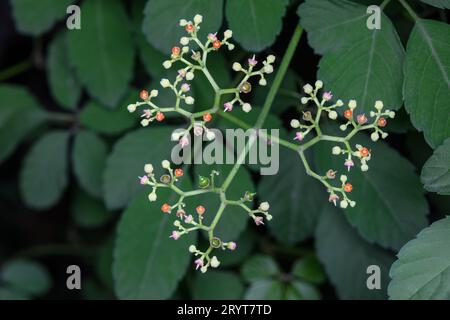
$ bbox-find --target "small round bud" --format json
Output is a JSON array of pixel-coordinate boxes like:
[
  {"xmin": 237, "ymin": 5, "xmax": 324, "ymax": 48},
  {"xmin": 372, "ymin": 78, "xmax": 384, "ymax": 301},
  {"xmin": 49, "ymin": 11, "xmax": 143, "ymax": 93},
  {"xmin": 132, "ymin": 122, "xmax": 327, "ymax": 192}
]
[
  {"xmin": 328, "ymin": 110, "xmax": 338, "ymax": 120},
  {"xmin": 340, "ymin": 200, "xmax": 348, "ymax": 209},
  {"xmin": 374, "ymin": 100, "xmax": 384, "ymax": 110},
  {"xmin": 189, "ymin": 245, "xmax": 197, "ymax": 253},
  {"xmin": 348, "ymin": 100, "xmax": 357, "ymax": 109},
  {"xmin": 180, "ymin": 37, "xmax": 189, "ymax": 45},
  {"xmin": 336, "ymin": 99, "xmax": 344, "ymax": 107},
  {"xmin": 173, "ymin": 220, "xmax": 180, "ymax": 227},
  {"xmin": 264, "ymin": 64, "xmax": 274, "ymax": 74},
  {"xmin": 227, "ymin": 43, "xmax": 235, "ymax": 50},
  {"xmin": 141, "ymin": 119, "xmax": 149, "ymax": 127},
  {"xmin": 224, "ymin": 29, "xmax": 233, "ymax": 38},
  {"xmin": 381, "ymin": 132, "xmax": 388, "ymax": 139},
  {"xmin": 179, "ymin": 19, "xmax": 188, "ymax": 27},
  {"xmin": 182, "ymin": 46, "xmax": 189, "ymax": 53},
  {"xmin": 315, "ymin": 80, "xmax": 323, "ymax": 89},
  {"xmin": 127, "ymin": 104, "xmax": 136, "ymax": 113},
  {"xmin": 200, "ymin": 266, "xmax": 208, "ymax": 273},
  {"xmin": 389, "ymin": 111, "xmax": 396, "ymax": 118},
  {"xmin": 148, "ymin": 192, "xmax": 157, "ymax": 202},
  {"xmin": 340, "ymin": 175, "xmax": 347, "ymax": 183},
  {"xmin": 185, "ymin": 96, "xmax": 195, "ymax": 105},
  {"xmin": 210, "ymin": 256, "xmax": 220, "ymax": 268},
  {"xmin": 160, "ymin": 78, "xmax": 170, "ymax": 88},
  {"xmin": 162, "ymin": 160, "xmax": 170, "ymax": 169},
  {"xmin": 163, "ymin": 60, "xmax": 172, "ymax": 69},
  {"xmin": 301, "ymin": 97, "xmax": 309, "ymax": 104},
  {"xmin": 150, "ymin": 89, "xmax": 159, "ymax": 97},
  {"xmin": 290, "ymin": 119, "xmax": 300, "ymax": 128},
  {"xmin": 339, "ymin": 124, "xmax": 347, "ymax": 131},
  {"xmin": 266, "ymin": 55, "xmax": 276, "ymax": 63},
  {"xmin": 232, "ymin": 62, "xmax": 241, "ymax": 71},
  {"xmin": 361, "ymin": 164, "xmax": 369, "ymax": 172},
  {"xmin": 332, "ymin": 146, "xmax": 342, "ymax": 155},
  {"xmin": 259, "ymin": 201, "xmax": 270, "ymax": 211},
  {"xmin": 193, "ymin": 14, "xmax": 203, "ymax": 24},
  {"xmin": 206, "ymin": 130, "xmax": 215, "ymax": 141},
  {"xmin": 227, "ymin": 242, "xmax": 237, "ymax": 250},
  {"xmin": 371, "ymin": 132, "xmax": 379, "ymax": 142},
  {"xmin": 186, "ymin": 72, "xmax": 194, "ymax": 81},
  {"xmin": 171, "ymin": 131, "xmax": 181, "ymax": 141},
  {"xmin": 303, "ymin": 84, "xmax": 313, "ymax": 94},
  {"xmin": 242, "ymin": 103, "xmax": 252, "ymax": 113},
  {"xmin": 259, "ymin": 78, "xmax": 267, "ymax": 86},
  {"xmin": 144, "ymin": 164, "xmax": 154, "ymax": 174},
  {"xmin": 266, "ymin": 214, "xmax": 273, "ymax": 221}
]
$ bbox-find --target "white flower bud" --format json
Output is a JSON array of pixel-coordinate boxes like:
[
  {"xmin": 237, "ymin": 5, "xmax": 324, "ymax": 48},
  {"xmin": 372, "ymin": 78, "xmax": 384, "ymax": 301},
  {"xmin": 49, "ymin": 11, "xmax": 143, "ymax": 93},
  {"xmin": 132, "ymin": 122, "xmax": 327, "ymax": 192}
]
[
  {"xmin": 148, "ymin": 192, "xmax": 157, "ymax": 202},
  {"xmin": 348, "ymin": 100, "xmax": 357, "ymax": 109},
  {"xmin": 206, "ymin": 130, "xmax": 215, "ymax": 141},
  {"xmin": 141, "ymin": 119, "xmax": 149, "ymax": 127},
  {"xmin": 303, "ymin": 84, "xmax": 313, "ymax": 94},
  {"xmin": 266, "ymin": 55, "xmax": 276, "ymax": 63},
  {"xmin": 173, "ymin": 220, "xmax": 180, "ymax": 227},
  {"xmin": 315, "ymin": 80, "xmax": 323, "ymax": 89},
  {"xmin": 224, "ymin": 29, "xmax": 233, "ymax": 39},
  {"xmin": 264, "ymin": 64, "xmax": 274, "ymax": 74},
  {"xmin": 340, "ymin": 200, "xmax": 348, "ymax": 209},
  {"xmin": 189, "ymin": 245, "xmax": 197, "ymax": 253},
  {"xmin": 127, "ymin": 104, "xmax": 136, "ymax": 113},
  {"xmin": 162, "ymin": 160, "xmax": 170, "ymax": 169},
  {"xmin": 381, "ymin": 132, "xmax": 388, "ymax": 139},
  {"xmin": 179, "ymin": 19, "xmax": 188, "ymax": 27},
  {"xmin": 374, "ymin": 100, "xmax": 384, "ymax": 110},
  {"xmin": 242, "ymin": 103, "xmax": 252, "ymax": 113},
  {"xmin": 361, "ymin": 164, "xmax": 369, "ymax": 172},
  {"xmin": 266, "ymin": 214, "xmax": 273, "ymax": 221},
  {"xmin": 290, "ymin": 119, "xmax": 300, "ymax": 128},
  {"xmin": 150, "ymin": 89, "xmax": 159, "ymax": 97},
  {"xmin": 180, "ymin": 37, "xmax": 190, "ymax": 45},
  {"xmin": 259, "ymin": 201, "xmax": 270, "ymax": 211},
  {"xmin": 186, "ymin": 72, "xmax": 194, "ymax": 81},
  {"xmin": 336, "ymin": 99, "xmax": 344, "ymax": 107},
  {"xmin": 301, "ymin": 97, "xmax": 309, "ymax": 104},
  {"xmin": 227, "ymin": 43, "xmax": 235, "ymax": 50},
  {"xmin": 232, "ymin": 62, "xmax": 241, "ymax": 71},
  {"xmin": 370, "ymin": 111, "xmax": 376, "ymax": 117},
  {"xmin": 182, "ymin": 46, "xmax": 189, "ymax": 53},
  {"xmin": 259, "ymin": 78, "xmax": 267, "ymax": 86},
  {"xmin": 193, "ymin": 14, "xmax": 203, "ymax": 24},
  {"xmin": 328, "ymin": 110, "xmax": 338, "ymax": 120},
  {"xmin": 339, "ymin": 124, "xmax": 347, "ymax": 131},
  {"xmin": 210, "ymin": 256, "xmax": 220, "ymax": 268},
  {"xmin": 144, "ymin": 164, "xmax": 154, "ymax": 174},
  {"xmin": 162, "ymin": 60, "xmax": 172, "ymax": 69},
  {"xmin": 349, "ymin": 201, "xmax": 356, "ymax": 207},
  {"xmin": 160, "ymin": 78, "xmax": 171, "ymax": 88},
  {"xmin": 332, "ymin": 146, "xmax": 342, "ymax": 155},
  {"xmin": 340, "ymin": 175, "xmax": 347, "ymax": 183},
  {"xmin": 389, "ymin": 111, "xmax": 396, "ymax": 118},
  {"xmin": 171, "ymin": 132, "xmax": 181, "ymax": 141},
  {"xmin": 185, "ymin": 96, "xmax": 195, "ymax": 105},
  {"xmin": 371, "ymin": 132, "xmax": 379, "ymax": 142},
  {"xmin": 200, "ymin": 266, "xmax": 208, "ymax": 273}
]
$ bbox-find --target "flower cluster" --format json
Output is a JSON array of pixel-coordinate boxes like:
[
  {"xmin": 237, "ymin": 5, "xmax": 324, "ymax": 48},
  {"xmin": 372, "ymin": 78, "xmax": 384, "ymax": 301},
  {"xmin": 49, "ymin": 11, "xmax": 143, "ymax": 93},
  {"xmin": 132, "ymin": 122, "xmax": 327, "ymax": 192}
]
[
  {"xmin": 291, "ymin": 80, "xmax": 396, "ymax": 208},
  {"xmin": 138, "ymin": 160, "xmax": 271, "ymax": 273},
  {"xmin": 127, "ymin": 14, "xmax": 275, "ymax": 149}
]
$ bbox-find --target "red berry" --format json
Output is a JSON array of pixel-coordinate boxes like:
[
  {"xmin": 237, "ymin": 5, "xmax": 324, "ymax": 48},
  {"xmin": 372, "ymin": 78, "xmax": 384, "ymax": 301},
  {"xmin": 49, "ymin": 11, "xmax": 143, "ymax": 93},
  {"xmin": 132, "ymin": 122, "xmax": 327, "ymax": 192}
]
[
  {"xmin": 377, "ymin": 117, "xmax": 387, "ymax": 127},
  {"xmin": 140, "ymin": 90, "xmax": 149, "ymax": 100},
  {"xmin": 344, "ymin": 183, "xmax": 353, "ymax": 193},
  {"xmin": 174, "ymin": 168, "xmax": 184, "ymax": 177},
  {"xmin": 185, "ymin": 24, "xmax": 194, "ymax": 32},
  {"xmin": 360, "ymin": 147, "xmax": 370, "ymax": 158},
  {"xmin": 172, "ymin": 46, "xmax": 181, "ymax": 56},
  {"xmin": 196, "ymin": 205, "xmax": 205, "ymax": 215},
  {"xmin": 203, "ymin": 113, "xmax": 212, "ymax": 122},
  {"xmin": 155, "ymin": 112, "xmax": 165, "ymax": 122},
  {"xmin": 161, "ymin": 203, "xmax": 171, "ymax": 213},
  {"xmin": 212, "ymin": 40, "xmax": 221, "ymax": 49},
  {"xmin": 344, "ymin": 109, "xmax": 353, "ymax": 120}
]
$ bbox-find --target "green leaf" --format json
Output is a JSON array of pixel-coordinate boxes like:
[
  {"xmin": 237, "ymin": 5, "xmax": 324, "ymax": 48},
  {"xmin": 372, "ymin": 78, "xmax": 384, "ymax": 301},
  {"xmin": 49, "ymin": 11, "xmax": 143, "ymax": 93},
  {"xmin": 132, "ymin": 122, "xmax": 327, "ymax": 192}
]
[
  {"xmin": 103, "ymin": 127, "xmax": 175, "ymax": 209},
  {"xmin": 388, "ymin": 216, "xmax": 450, "ymax": 300},
  {"xmin": 241, "ymin": 255, "xmax": 279, "ymax": 282},
  {"xmin": 258, "ymin": 148, "xmax": 322, "ymax": 244},
  {"xmin": 244, "ymin": 280, "xmax": 284, "ymax": 299},
  {"xmin": 67, "ymin": 0, "xmax": 134, "ymax": 107},
  {"xmin": 113, "ymin": 189, "xmax": 196, "ymax": 299},
  {"xmin": 96, "ymin": 238, "xmax": 114, "ymax": 289},
  {"xmin": 0, "ymin": 287, "xmax": 29, "ymax": 300},
  {"xmin": 72, "ymin": 130, "xmax": 108, "ymax": 199},
  {"xmin": 420, "ymin": 0, "xmax": 450, "ymax": 9},
  {"xmin": 79, "ymin": 92, "xmax": 138, "ymax": 135},
  {"xmin": 403, "ymin": 19, "xmax": 450, "ymax": 148},
  {"xmin": 142, "ymin": 0, "xmax": 223, "ymax": 53},
  {"xmin": 226, "ymin": 0, "xmax": 288, "ymax": 52},
  {"xmin": 71, "ymin": 191, "xmax": 111, "ymax": 228},
  {"xmin": 314, "ymin": 133, "xmax": 428, "ymax": 250},
  {"xmin": 315, "ymin": 205, "xmax": 394, "ymax": 299},
  {"xmin": 421, "ymin": 138, "xmax": 450, "ymax": 195},
  {"xmin": 286, "ymin": 281, "xmax": 321, "ymax": 300},
  {"xmin": 191, "ymin": 270, "xmax": 244, "ymax": 299},
  {"xmin": 0, "ymin": 85, "xmax": 47, "ymax": 164},
  {"xmin": 291, "ymin": 255, "xmax": 326, "ymax": 284},
  {"xmin": 1, "ymin": 259, "xmax": 51, "ymax": 296},
  {"xmin": 47, "ymin": 32, "xmax": 81, "ymax": 110},
  {"xmin": 10, "ymin": 0, "xmax": 72, "ymax": 35},
  {"xmin": 299, "ymin": 0, "xmax": 405, "ymax": 113},
  {"xmin": 20, "ymin": 131, "xmax": 69, "ymax": 210}
]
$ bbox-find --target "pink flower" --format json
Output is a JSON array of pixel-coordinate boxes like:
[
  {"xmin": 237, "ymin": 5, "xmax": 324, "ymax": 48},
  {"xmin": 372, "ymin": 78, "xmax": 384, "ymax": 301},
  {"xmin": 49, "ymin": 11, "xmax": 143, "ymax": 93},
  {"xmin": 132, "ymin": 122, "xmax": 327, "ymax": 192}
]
[
  {"xmin": 224, "ymin": 102, "xmax": 233, "ymax": 112},
  {"xmin": 193, "ymin": 125, "xmax": 203, "ymax": 136},
  {"xmin": 176, "ymin": 210, "xmax": 185, "ymax": 218},
  {"xmin": 181, "ymin": 83, "xmax": 190, "ymax": 92},
  {"xmin": 142, "ymin": 109, "xmax": 152, "ymax": 118},
  {"xmin": 194, "ymin": 258, "xmax": 204, "ymax": 270},
  {"xmin": 179, "ymin": 136, "xmax": 189, "ymax": 147},
  {"xmin": 208, "ymin": 33, "xmax": 217, "ymax": 42},
  {"xmin": 293, "ymin": 132, "xmax": 304, "ymax": 141},
  {"xmin": 254, "ymin": 216, "xmax": 264, "ymax": 226},
  {"xmin": 356, "ymin": 114, "xmax": 368, "ymax": 125},
  {"xmin": 248, "ymin": 55, "xmax": 258, "ymax": 66},
  {"xmin": 184, "ymin": 215, "xmax": 193, "ymax": 224},
  {"xmin": 328, "ymin": 194, "xmax": 339, "ymax": 206},
  {"xmin": 344, "ymin": 159, "xmax": 354, "ymax": 171},
  {"xmin": 170, "ymin": 231, "xmax": 180, "ymax": 240},
  {"xmin": 139, "ymin": 176, "xmax": 149, "ymax": 185},
  {"xmin": 178, "ymin": 69, "xmax": 186, "ymax": 78},
  {"xmin": 323, "ymin": 91, "xmax": 333, "ymax": 101},
  {"xmin": 227, "ymin": 242, "xmax": 237, "ymax": 250}
]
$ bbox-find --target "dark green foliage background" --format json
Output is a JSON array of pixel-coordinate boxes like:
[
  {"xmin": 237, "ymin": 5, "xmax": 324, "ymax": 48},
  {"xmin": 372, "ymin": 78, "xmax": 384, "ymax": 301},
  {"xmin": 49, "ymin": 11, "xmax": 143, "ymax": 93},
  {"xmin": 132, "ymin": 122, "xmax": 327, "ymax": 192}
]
[{"xmin": 0, "ymin": 0, "xmax": 449, "ymax": 300}]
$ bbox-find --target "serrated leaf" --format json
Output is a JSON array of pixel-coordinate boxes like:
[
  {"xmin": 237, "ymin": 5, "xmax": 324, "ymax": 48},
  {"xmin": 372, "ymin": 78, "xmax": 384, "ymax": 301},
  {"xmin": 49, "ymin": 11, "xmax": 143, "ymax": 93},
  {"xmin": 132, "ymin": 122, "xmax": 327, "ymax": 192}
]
[
  {"xmin": 258, "ymin": 148, "xmax": 322, "ymax": 244},
  {"xmin": 244, "ymin": 280, "xmax": 284, "ymax": 299},
  {"xmin": 0, "ymin": 259, "xmax": 51, "ymax": 296},
  {"xmin": 47, "ymin": 32, "xmax": 81, "ymax": 110},
  {"xmin": 314, "ymin": 132, "xmax": 428, "ymax": 250},
  {"xmin": 103, "ymin": 127, "xmax": 175, "ymax": 209},
  {"xmin": 142, "ymin": 0, "xmax": 223, "ymax": 53},
  {"xmin": 10, "ymin": 0, "xmax": 72, "ymax": 35},
  {"xmin": 299, "ymin": 0, "xmax": 405, "ymax": 113},
  {"xmin": 113, "ymin": 188, "xmax": 196, "ymax": 299},
  {"xmin": 315, "ymin": 205, "xmax": 394, "ymax": 299},
  {"xmin": 0, "ymin": 85, "xmax": 47, "ymax": 164},
  {"xmin": 403, "ymin": 19, "xmax": 450, "ymax": 148},
  {"xmin": 191, "ymin": 270, "xmax": 244, "ymax": 299},
  {"xmin": 420, "ymin": 0, "xmax": 450, "ymax": 9},
  {"xmin": 67, "ymin": 0, "xmax": 134, "ymax": 107},
  {"xmin": 20, "ymin": 131, "xmax": 69, "ymax": 210},
  {"xmin": 241, "ymin": 255, "xmax": 279, "ymax": 282},
  {"xmin": 421, "ymin": 138, "xmax": 450, "ymax": 195},
  {"xmin": 226, "ymin": 0, "xmax": 288, "ymax": 52},
  {"xmin": 291, "ymin": 255, "xmax": 326, "ymax": 284},
  {"xmin": 72, "ymin": 130, "xmax": 108, "ymax": 199},
  {"xmin": 71, "ymin": 190, "xmax": 111, "ymax": 228},
  {"xmin": 388, "ymin": 216, "xmax": 450, "ymax": 300}
]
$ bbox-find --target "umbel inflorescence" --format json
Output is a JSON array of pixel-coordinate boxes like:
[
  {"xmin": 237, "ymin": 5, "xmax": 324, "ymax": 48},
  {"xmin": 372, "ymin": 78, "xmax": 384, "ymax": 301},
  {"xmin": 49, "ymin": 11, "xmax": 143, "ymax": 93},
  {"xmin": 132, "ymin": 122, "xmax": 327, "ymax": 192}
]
[{"xmin": 127, "ymin": 14, "xmax": 274, "ymax": 273}]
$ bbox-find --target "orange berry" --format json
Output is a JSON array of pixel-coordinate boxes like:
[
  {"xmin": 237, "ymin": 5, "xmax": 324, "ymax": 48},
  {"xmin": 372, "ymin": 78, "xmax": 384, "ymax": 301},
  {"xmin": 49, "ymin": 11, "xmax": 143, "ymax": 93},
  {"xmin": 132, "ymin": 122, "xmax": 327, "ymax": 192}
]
[
  {"xmin": 174, "ymin": 168, "xmax": 184, "ymax": 177},
  {"xmin": 155, "ymin": 112, "xmax": 165, "ymax": 122},
  {"xmin": 344, "ymin": 183, "xmax": 353, "ymax": 193},
  {"xmin": 185, "ymin": 24, "xmax": 194, "ymax": 32},
  {"xmin": 360, "ymin": 147, "xmax": 370, "ymax": 158},
  {"xmin": 172, "ymin": 46, "xmax": 181, "ymax": 56},
  {"xmin": 161, "ymin": 203, "xmax": 171, "ymax": 213},
  {"xmin": 212, "ymin": 40, "xmax": 221, "ymax": 49},
  {"xmin": 344, "ymin": 109, "xmax": 353, "ymax": 120},
  {"xmin": 196, "ymin": 205, "xmax": 205, "ymax": 215},
  {"xmin": 377, "ymin": 117, "xmax": 387, "ymax": 127},
  {"xmin": 203, "ymin": 113, "xmax": 212, "ymax": 122},
  {"xmin": 140, "ymin": 90, "xmax": 149, "ymax": 100}
]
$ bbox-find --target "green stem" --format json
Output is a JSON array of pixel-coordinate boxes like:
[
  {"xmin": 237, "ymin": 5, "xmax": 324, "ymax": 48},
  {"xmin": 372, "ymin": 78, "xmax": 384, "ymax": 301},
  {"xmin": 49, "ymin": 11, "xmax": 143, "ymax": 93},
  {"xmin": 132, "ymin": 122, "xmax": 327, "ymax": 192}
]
[
  {"xmin": 0, "ymin": 60, "xmax": 33, "ymax": 82},
  {"xmin": 398, "ymin": 0, "xmax": 419, "ymax": 21}
]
